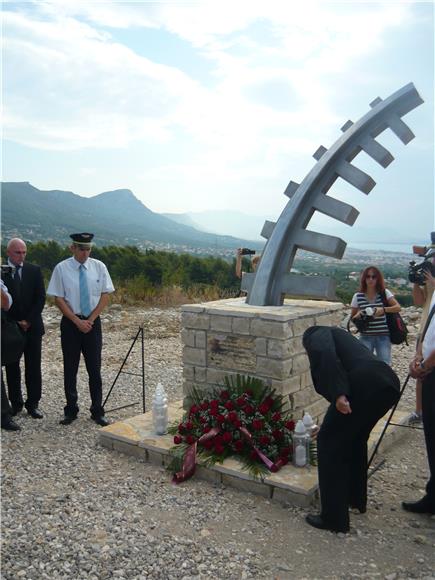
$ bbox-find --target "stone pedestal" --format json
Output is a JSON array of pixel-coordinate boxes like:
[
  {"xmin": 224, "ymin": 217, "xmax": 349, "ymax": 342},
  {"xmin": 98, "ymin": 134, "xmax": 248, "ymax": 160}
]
[{"xmin": 181, "ymin": 298, "xmax": 344, "ymax": 423}]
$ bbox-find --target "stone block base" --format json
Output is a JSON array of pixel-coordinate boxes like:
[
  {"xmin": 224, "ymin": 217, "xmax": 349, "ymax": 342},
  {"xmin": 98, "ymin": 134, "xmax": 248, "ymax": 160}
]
[{"xmin": 181, "ymin": 297, "xmax": 344, "ymax": 423}]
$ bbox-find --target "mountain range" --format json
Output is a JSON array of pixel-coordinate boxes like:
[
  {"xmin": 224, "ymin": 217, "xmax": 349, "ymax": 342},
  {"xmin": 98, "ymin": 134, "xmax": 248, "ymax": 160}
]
[{"xmin": 1, "ymin": 182, "xmax": 262, "ymax": 252}]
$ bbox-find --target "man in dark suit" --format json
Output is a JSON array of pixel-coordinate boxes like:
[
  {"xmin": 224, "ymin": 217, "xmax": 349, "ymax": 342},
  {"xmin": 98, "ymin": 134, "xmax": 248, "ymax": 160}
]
[
  {"xmin": 3, "ymin": 238, "xmax": 46, "ymax": 418},
  {"xmin": 302, "ymin": 326, "xmax": 400, "ymax": 533},
  {"xmin": 1, "ymin": 279, "xmax": 20, "ymax": 431}
]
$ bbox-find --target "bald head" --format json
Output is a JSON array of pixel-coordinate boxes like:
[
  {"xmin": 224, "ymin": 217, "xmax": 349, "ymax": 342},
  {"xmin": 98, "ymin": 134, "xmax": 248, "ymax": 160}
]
[{"xmin": 7, "ymin": 238, "xmax": 27, "ymax": 266}]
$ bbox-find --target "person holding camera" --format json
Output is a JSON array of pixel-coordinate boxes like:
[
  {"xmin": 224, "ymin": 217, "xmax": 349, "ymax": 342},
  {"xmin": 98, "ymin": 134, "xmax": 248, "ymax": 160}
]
[
  {"xmin": 235, "ymin": 248, "xmax": 260, "ymax": 279},
  {"xmin": 409, "ymin": 236, "xmax": 435, "ymax": 423},
  {"xmin": 47, "ymin": 233, "xmax": 114, "ymax": 426},
  {"xmin": 350, "ymin": 266, "xmax": 401, "ymax": 365},
  {"xmin": 2, "ymin": 238, "xmax": 46, "ymax": 419}
]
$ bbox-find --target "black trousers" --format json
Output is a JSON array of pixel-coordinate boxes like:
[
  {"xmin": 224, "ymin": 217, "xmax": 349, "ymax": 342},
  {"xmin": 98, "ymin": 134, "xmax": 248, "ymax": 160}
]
[
  {"xmin": 317, "ymin": 367, "xmax": 399, "ymax": 531},
  {"xmin": 1, "ymin": 371, "xmax": 12, "ymax": 423},
  {"xmin": 422, "ymin": 370, "xmax": 435, "ymax": 506},
  {"xmin": 5, "ymin": 331, "xmax": 42, "ymax": 410},
  {"xmin": 60, "ymin": 316, "xmax": 104, "ymax": 418}
]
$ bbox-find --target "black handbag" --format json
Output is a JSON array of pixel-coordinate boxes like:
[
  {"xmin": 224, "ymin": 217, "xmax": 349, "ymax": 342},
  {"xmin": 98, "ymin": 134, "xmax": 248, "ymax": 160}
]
[
  {"xmin": 1, "ymin": 311, "xmax": 26, "ymax": 366},
  {"xmin": 381, "ymin": 291, "xmax": 408, "ymax": 345}
]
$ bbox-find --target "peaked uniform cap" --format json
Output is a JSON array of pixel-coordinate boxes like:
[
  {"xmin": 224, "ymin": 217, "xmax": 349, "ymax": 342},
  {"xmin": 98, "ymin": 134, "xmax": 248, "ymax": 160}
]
[{"xmin": 70, "ymin": 233, "xmax": 94, "ymax": 246}]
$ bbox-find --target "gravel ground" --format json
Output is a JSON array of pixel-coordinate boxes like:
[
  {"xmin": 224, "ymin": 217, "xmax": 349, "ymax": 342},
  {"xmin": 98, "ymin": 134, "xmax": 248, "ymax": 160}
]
[{"xmin": 1, "ymin": 305, "xmax": 434, "ymax": 580}]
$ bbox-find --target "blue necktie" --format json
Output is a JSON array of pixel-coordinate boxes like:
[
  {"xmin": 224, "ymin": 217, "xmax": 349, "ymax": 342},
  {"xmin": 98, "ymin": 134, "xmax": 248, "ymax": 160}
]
[{"xmin": 79, "ymin": 264, "xmax": 91, "ymax": 317}]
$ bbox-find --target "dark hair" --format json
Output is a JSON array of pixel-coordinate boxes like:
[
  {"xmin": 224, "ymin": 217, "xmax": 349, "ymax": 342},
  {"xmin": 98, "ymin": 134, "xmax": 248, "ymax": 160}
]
[{"xmin": 359, "ymin": 266, "xmax": 385, "ymax": 294}]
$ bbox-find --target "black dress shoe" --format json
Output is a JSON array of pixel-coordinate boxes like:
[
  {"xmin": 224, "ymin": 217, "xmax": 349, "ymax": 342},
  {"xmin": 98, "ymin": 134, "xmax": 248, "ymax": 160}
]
[
  {"xmin": 1, "ymin": 418, "xmax": 21, "ymax": 431},
  {"xmin": 305, "ymin": 514, "xmax": 349, "ymax": 533},
  {"xmin": 27, "ymin": 408, "xmax": 43, "ymax": 419},
  {"xmin": 59, "ymin": 416, "xmax": 77, "ymax": 426},
  {"xmin": 91, "ymin": 415, "xmax": 110, "ymax": 427},
  {"xmin": 402, "ymin": 498, "xmax": 435, "ymax": 515},
  {"xmin": 11, "ymin": 405, "xmax": 23, "ymax": 416}
]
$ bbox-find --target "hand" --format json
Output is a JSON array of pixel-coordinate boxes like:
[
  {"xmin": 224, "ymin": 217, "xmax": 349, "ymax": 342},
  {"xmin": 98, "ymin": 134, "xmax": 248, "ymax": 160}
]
[
  {"xmin": 18, "ymin": 320, "xmax": 30, "ymax": 331},
  {"xmin": 76, "ymin": 318, "xmax": 94, "ymax": 334},
  {"xmin": 423, "ymin": 270, "xmax": 435, "ymax": 290},
  {"xmin": 409, "ymin": 357, "xmax": 429, "ymax": 379},
  {"xmin": 336, "ymin": 395, "xmax": 352, "ymax": 414}
]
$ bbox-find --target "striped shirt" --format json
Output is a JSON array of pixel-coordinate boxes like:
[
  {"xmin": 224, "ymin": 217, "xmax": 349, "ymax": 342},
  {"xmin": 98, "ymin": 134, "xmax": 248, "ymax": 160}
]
[{"xmin": 350, "ymin": 290, "xmax": 394, "ymax": 336}]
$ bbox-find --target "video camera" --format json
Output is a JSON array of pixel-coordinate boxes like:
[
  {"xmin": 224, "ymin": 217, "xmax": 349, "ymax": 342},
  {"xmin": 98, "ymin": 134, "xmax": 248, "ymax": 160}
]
[
  {"xmin": 408, "ymin": 258, "xmax": 435, "ymax": 285},
  {"xmin": 240, "ymin": 248, "xmax": 256, "ymax": 256},
  {"xmin": 1, "ymin": 265, "xmax": 15, "ymax": 279},
  {"xmin": 408, "ymin": 233, "xmax": 435, "ymax": 285}
]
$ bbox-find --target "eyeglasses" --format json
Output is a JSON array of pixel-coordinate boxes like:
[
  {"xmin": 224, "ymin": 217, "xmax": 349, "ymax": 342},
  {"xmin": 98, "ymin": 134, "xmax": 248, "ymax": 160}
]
[{"xmin": 366, "ymin": 274, "xmax": 377, "ymax": 279}]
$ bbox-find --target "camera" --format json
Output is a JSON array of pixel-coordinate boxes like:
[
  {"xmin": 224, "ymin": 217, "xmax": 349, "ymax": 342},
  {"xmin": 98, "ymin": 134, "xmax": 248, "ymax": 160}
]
[
  {"xmin": 408, "ymin": 259, "xmax": 435, "ymax": 285},
  {"xmin": 353, "ymin": 308, "xmax": 374, "ymax": 333},
  {"xmin": 240, "ymin": 248, "xmax": 256, "ymax": 256},
  {"xmin": 1, "ymin": 265, "xmax": 15, "ymax": 278}
]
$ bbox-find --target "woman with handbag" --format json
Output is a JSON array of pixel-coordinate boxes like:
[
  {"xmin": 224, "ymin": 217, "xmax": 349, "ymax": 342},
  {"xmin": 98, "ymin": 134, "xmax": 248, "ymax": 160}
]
[{"xmin": 350, "ymin": 266, "xmax": 401, "ymax": 365}]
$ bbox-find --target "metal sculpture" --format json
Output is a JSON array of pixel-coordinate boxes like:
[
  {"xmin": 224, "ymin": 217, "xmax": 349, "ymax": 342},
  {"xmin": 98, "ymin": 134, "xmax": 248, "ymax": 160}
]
[{"xmin": 243, "ymin": 83, "xmax": 424, "ymax": 306}]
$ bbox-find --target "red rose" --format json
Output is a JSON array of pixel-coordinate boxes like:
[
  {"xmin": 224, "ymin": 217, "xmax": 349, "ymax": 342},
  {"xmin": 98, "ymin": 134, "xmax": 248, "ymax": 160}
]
[
  {"xmin": 189, "ymin": 405, "xmax": 199, "ymax": 416},
  {"xmin": 215, "ymin": 444, "xmax": 225, "ymax": 455},
  {"xmin": 216, "ymin": 414, "xmax": 226, "ymax": 424},
  {"xmin": 228, "ymin": 411, "xmax": 238, "ymax": 423},
  {"xmin": 185, "ymin": 421, "xmax": 193, "ymax": 431},
  {"xmin": 236, "ymin": 396, "xmax": 246, "ymax": 407},
  {"xmin": 173, "ymin": 435, "xmax": 183, "ymax": 444},
  {"xmin": 259, "ymin": 435, "xmax": 270, "ymax": 446},
  {"xmin": 264, "ymin": 396, "xmax": 274, "ymax": 406},
  {"xmin": 210, "ymin": 399, "xmax": 219, "ymax": 408},
  {"xmin": 272, "ymin": 412, "xmax": 281, "ymax": 422},
  {"xmin": 250, "ymin": 449, "xmax": 258, "ymax": 460},
  {"xmin": 222, "ymin": 431, "xmax": 232, "ymax": 443},
  {"xmin": 214, "ymin": 435, "xmax": 223, "ymax": 446},
  {"xmin": 185, "ymin": 435, "xmax": 196, "ymax": 445},
  {"xmin": 202, "ymin": 425, "xmax": 211, "ymax": 433},
  {"xmin": 178, "ymin": 423, "xmax": 185, "ymax": 433},
  {"xmin": 200, "ymin": 401, "xmax": 209, "ymax": 410},
  {"xmin": 224, "ymin": 401, "xmax": 234, "ymax": 411},
  {"xmin": 203, "ymin": 439, "xmax": 213, "ymax": 450},
  {"xmin": 252, "ymin": 419, "xmax": 263, "ymax": 431},
  {"xmin": 209, "ymin": 408, "xmax": 218, "ymax": 417},
  {"xmin": 234, "ymin": 440, "xmax": 244, "ymax": 452},
  {"xmin": 220, "ymin": 390, "xmax": 230, "ymax": 400},
  {"xmin": 285, "ymin": 420, "xmax": 295, "ymax": 431},
  {"xmin": 234, "ymin": 419, "xmax": 242, "ymax": 428},
  {"xmin": 244, "ymin": 405, "xmax": 255, "ymax": 415},
  {"xmin": 258, "ymin": 402, "xmax": 270, "ymax": 415},
  {"xmin": 272, "ymin": 429, "xmax": 284, "ymax": 440},
  {"xmin": 199, "ymin": 416, "xmax": 207, "ymax": 424}
]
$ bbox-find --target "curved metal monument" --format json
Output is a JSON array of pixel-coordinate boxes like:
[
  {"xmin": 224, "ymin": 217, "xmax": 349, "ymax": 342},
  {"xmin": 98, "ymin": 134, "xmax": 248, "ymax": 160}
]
[{"xmin": 243, "ymin": 83, "xmax": 424, "ymax": 306}]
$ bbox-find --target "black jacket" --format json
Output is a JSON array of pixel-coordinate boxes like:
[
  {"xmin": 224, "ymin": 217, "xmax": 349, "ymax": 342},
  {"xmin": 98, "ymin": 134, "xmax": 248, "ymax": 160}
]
[
  {"xmin": 3, "ymin": 263, "xmax": 46, "ymax": 336},
  {"xmin": 302, "ymin": 326, "xmax": 399, "ymax": 403}
]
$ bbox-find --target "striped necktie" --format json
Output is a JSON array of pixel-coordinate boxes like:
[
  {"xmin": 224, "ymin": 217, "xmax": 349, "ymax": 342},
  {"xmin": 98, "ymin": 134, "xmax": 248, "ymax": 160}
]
[{"xmin": 79, "ymin": 264, "xmax": 91, "ymax": 317}]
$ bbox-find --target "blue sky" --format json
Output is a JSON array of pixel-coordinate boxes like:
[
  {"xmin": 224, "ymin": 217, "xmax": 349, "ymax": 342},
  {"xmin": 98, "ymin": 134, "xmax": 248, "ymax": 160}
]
[{"xmin": 2, "ymin": 1, "xmax": 434, "ymax": 244}]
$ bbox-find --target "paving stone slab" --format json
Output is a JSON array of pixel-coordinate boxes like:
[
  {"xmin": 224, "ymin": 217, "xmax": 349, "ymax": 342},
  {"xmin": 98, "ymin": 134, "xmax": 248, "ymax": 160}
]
[{"xmin": 99, "ymin": 403, "xmax": 410, "ymax": 506}]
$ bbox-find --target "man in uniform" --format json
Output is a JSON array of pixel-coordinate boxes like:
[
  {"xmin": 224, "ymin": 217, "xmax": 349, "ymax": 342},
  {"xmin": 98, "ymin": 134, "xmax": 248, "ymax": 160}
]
[
  {"xmin": 47, "ymin": 233, "xmax": 115, "ymax": 426},
  {"xmin": 3, "ymin": 238, "xmax": 46, "ymax": 418}
]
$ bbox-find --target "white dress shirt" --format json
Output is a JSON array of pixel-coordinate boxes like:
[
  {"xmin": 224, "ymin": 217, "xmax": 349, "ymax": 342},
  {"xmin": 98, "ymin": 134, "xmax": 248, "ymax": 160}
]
[
  {"xmin": 47, "ymin": 257, "xmax": 115, "ymax": 315},
  {"xmin": 422, "ymin": 292, "xmax": 435, "ymax": 361}
]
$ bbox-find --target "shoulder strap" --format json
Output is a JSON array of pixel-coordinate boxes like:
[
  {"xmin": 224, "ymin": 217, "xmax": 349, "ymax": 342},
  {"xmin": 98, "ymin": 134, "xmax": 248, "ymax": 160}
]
[
  {"xmin": 421, "ymin": 303, "xmax": 435, "ymax": 343},
  {"xmin": 380, "ymin": 290, "xmax": 388, "ymax": 306}
]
